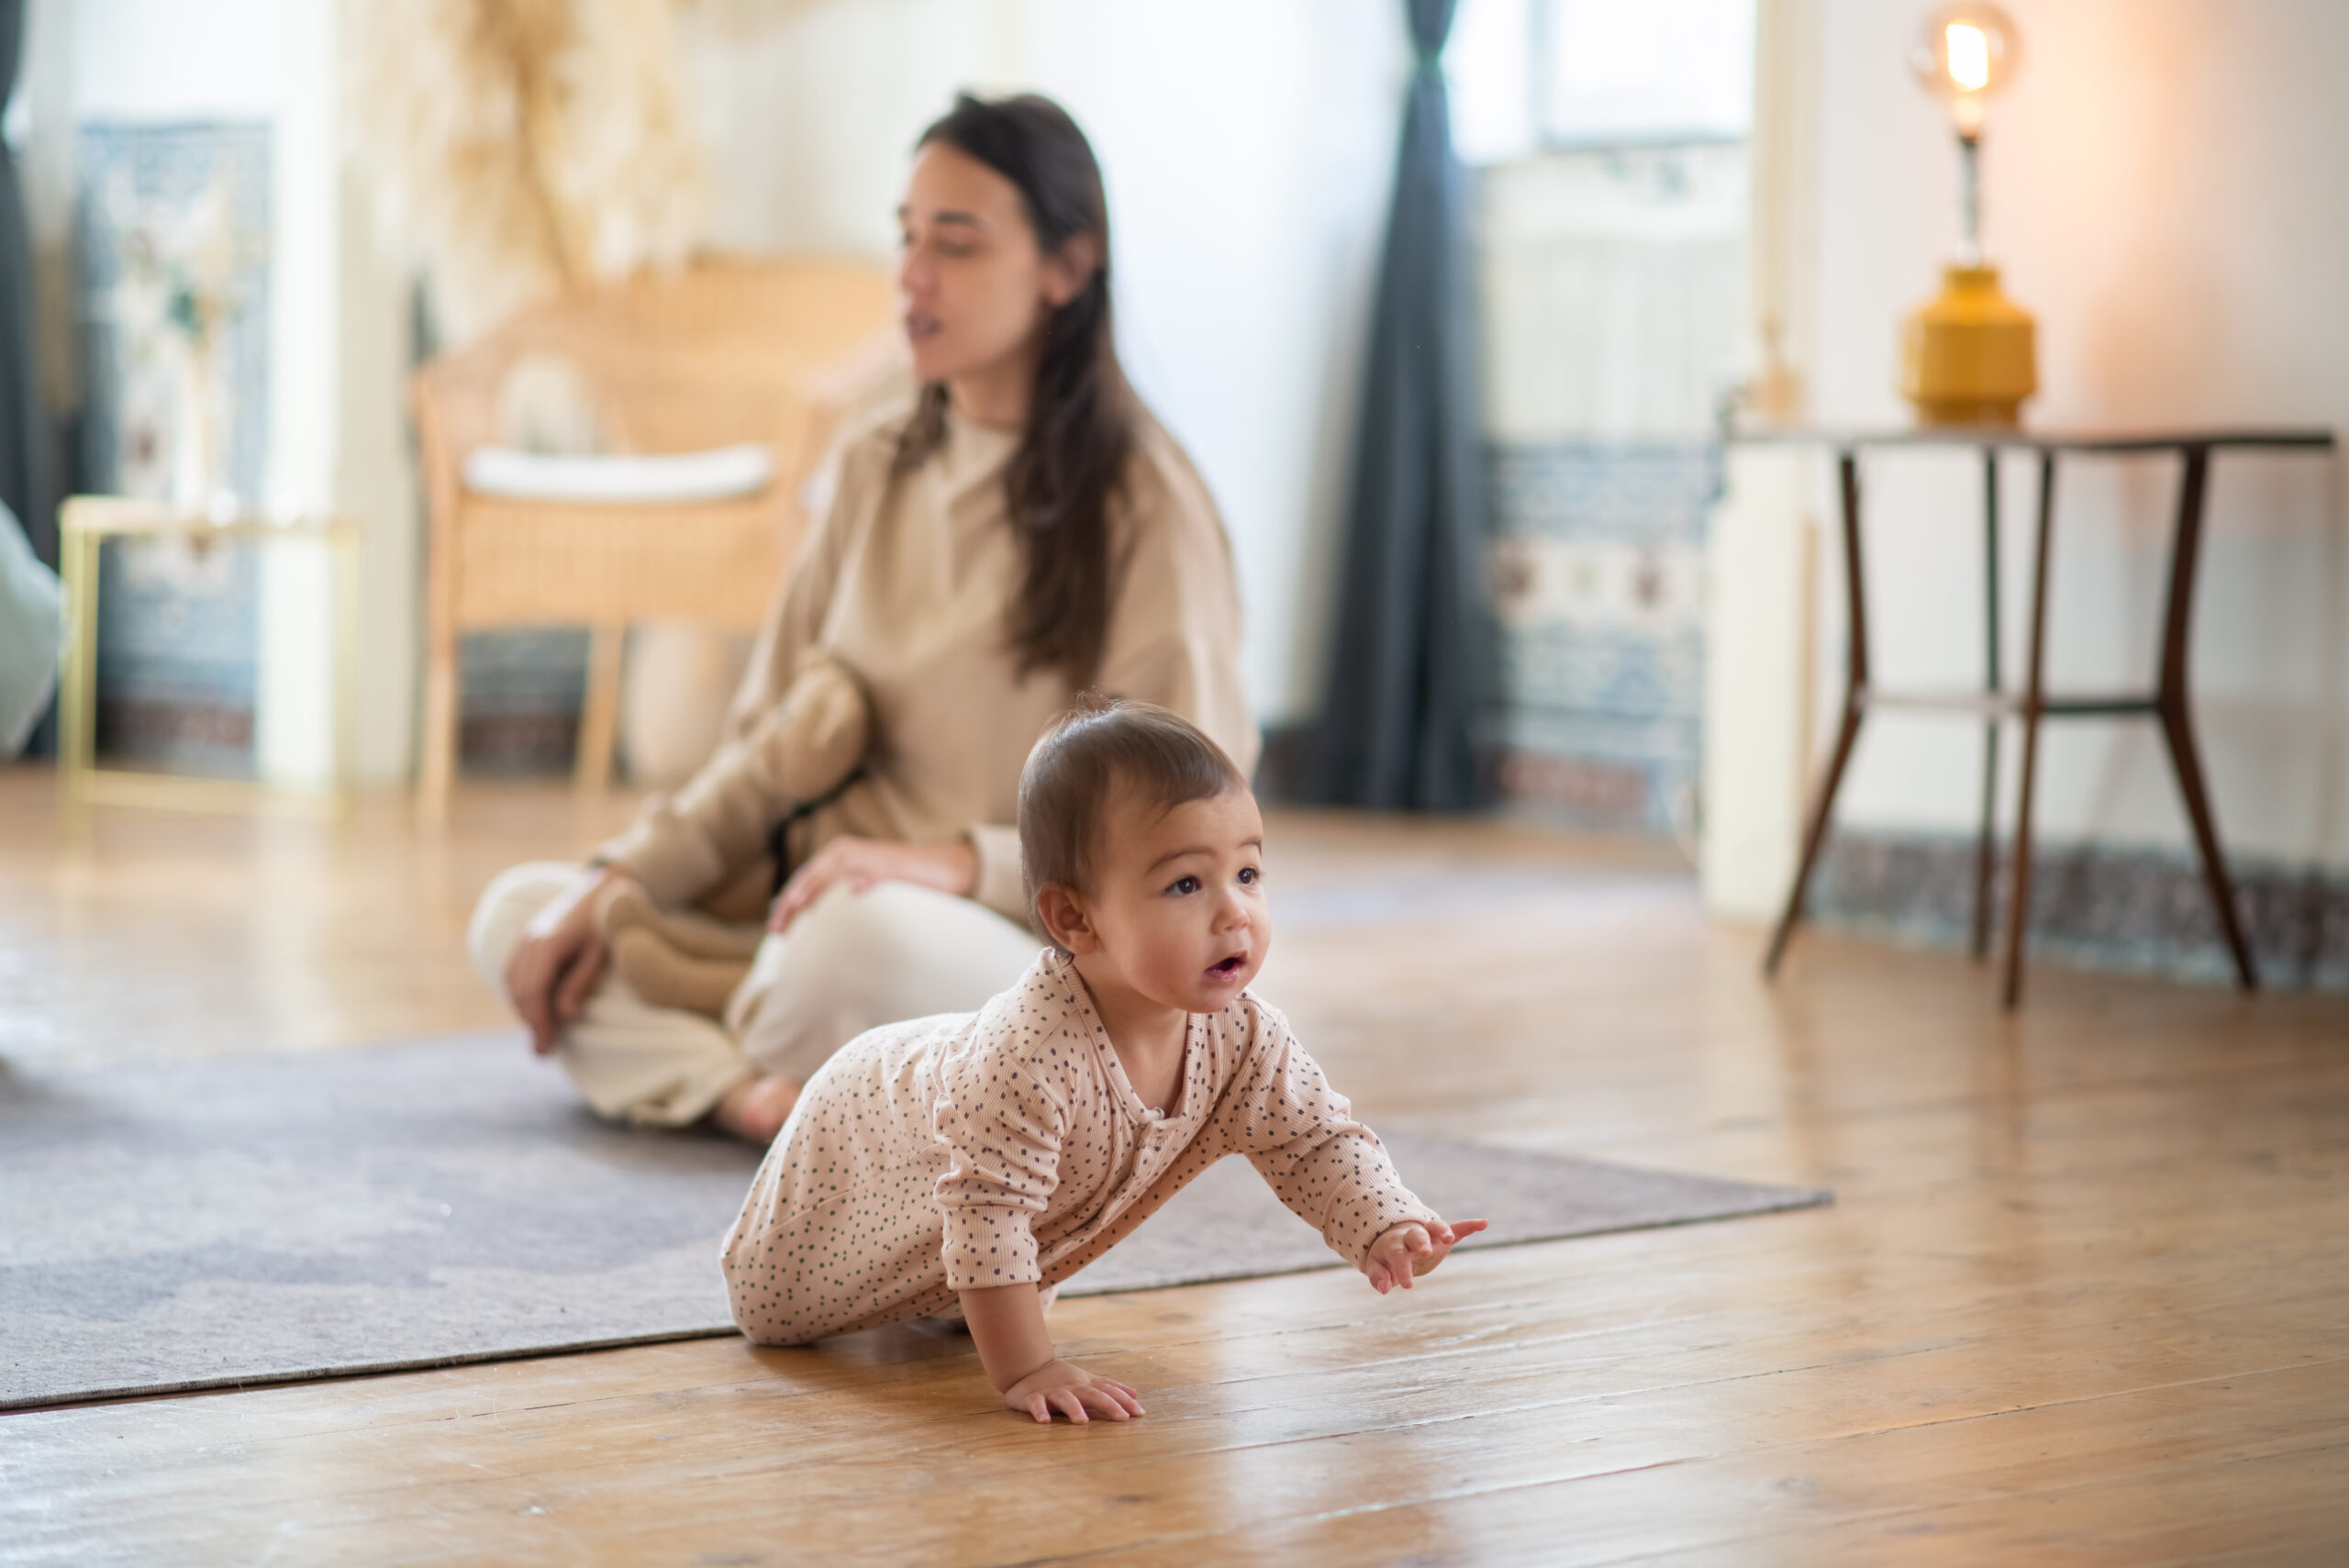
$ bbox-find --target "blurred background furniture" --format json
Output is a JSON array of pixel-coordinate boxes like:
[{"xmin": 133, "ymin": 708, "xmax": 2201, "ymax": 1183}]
[
  {"xmin": 410, "ymin": 255, "xmax": 896, "ymax": 816},
  {"xmin": 1742, "ymin": 425, "xmax": 2336, "ymax": 1007},
  {"xmin": 58, "ymin": 496, "xmax": 360, "ymax": 816}
]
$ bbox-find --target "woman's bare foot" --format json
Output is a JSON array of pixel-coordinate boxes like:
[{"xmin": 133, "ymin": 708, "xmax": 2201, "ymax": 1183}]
[{"xmin": 712, "ymin": 1073, "xmax": 800, "ymax": 1143}]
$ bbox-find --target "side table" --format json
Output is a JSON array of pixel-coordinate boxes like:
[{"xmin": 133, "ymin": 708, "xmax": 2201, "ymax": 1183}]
[
  {"xmin": 58, "ymin": 496, "xmax": 362, "ymax": 816},
  {"xmin": 1733, "ymin": 426, "xmax": 2335, "ymax": 1006}
]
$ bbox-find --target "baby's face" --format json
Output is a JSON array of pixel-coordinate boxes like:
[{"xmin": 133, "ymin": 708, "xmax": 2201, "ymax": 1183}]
[{"xmin": 1076, "ymin": 785, "xmax": 1270, "ymax": 1015}]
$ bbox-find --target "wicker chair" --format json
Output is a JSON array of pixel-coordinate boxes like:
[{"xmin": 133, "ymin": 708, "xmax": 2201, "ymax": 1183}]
[{"xmin": 411, "ymin": 255, "xmax": 896, "ymax": 815}]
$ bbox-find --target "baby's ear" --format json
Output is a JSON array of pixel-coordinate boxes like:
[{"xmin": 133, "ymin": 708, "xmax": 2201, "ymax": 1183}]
[{"xmin": 1034, "ymin": 883, "xmax": 1098, "ymax": 955}]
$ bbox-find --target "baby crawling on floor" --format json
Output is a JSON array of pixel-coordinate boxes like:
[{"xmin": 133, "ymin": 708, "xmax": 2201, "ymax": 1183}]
[{"xmin": 720, "ymin": 698, "xmax": 1485, "ymax": 1423}]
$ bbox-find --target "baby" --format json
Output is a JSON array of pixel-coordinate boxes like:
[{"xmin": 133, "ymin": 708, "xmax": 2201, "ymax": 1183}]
[{"xmin": 719, "ymin": 698, "xmax": 1486, "ymax": 1423}]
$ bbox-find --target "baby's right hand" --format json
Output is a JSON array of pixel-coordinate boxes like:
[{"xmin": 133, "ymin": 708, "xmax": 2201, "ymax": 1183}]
[
  {"xmin": 1364, "ymin": 1216, "xmax": 1489, "ymax": 1294},
  {"xmin": 1001, "ymin": 1359, "xmax": 1146, "ymax": 1425}
]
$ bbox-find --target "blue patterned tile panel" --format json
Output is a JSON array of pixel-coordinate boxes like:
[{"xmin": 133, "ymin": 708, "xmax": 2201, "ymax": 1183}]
[
  {"xmin": 1501, "ymin": 624, "xmax": 1703, "ymax": 719},
  {"xmin": 459, "ymin": 629, "xmax": 591, "ymax": 774},
  {"xmin": 1488, "ymin": 439, "xmax": 1717, "ymax": 833},
  {"xmin": 75, "ymin": 122, "xmax": 273, "ymax": 776},
  {"xmin": 1489, "ymin": 440, "xmax": 1721, "ymax": 547},
  {"xmin": 1813, "ymin": 829, "xmax": 2349, "ymax": 994}
]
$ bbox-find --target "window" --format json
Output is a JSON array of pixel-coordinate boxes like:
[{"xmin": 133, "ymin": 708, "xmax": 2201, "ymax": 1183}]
[
  {"xmin": 1453, "ymin": 0, "xmax": 1754, "ymax": 162},
  {"xmin": 1457, "ymin": 0, "xmax": 1756, "ymax": 840}
]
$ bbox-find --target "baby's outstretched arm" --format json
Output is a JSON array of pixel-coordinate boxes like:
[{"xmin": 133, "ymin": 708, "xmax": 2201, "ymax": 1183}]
[
  {"xmin": 961, "ymin": 1284, "xmax": 1146, "ymax": 1425},
  {"xmin": 1363, "ymin": 1216, "xmax": 1489, "ymax": 1295}
]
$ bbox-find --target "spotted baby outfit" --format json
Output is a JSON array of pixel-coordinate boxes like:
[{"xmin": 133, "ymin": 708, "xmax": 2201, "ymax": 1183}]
[{"xmin": 720, "ymin": 949, "xmax": 1437, "ymax": 1344}]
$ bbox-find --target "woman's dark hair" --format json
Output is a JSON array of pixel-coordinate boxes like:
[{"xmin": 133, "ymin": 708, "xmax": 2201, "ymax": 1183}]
[{"xmin": 897, "ymin": 92, "xmax": 1133, "ymax": 686}]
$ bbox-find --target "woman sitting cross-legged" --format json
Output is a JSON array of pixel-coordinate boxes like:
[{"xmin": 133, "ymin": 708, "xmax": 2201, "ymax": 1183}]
[{"xmin": 468, "ymin": 92, "xmax": 1255, "ymax": 1142}]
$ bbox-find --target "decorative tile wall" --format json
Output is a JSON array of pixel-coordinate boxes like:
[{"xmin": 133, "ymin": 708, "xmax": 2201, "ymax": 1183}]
[
  {"xmin": 1474, "ymin": 143, "xmax": 1742, "ymax": 840},
  {"xmin": 75, "ymin": 122, "xmax": 270, "ymax": 778},
  {"xmin": 1813, "ymin": 830, "xmax": 2349, "ymax": 992},
  {"xmin": 1488, "ymin": 439, "xmax": 1718, "ymax": 835},
  {"xmin": 460, "ymin": 628, "xmax": 590, "ymax": 774}
]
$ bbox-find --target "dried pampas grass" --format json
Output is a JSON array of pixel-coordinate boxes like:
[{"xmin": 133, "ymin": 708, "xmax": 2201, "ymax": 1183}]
[
  {"xmin": 671, "ymin": 0, "xmax": 837, "ymax": 38},
  {"xmin": 350, "ymin": 0, "xmax": 713, "ymax": 344}
]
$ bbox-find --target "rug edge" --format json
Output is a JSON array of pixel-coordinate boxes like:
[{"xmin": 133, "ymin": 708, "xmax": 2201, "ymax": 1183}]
[
  {"xmin": 1060, "ymin": 1184, "xmax": 1832, "ymax": 1299},
  {"xmin": 0, "ymin": 1322, "xmax": 740, "ymax": 1416},
  {"xmin": 5, "ymin": 1186, "xmax": 1834, "ymax": 1408}
]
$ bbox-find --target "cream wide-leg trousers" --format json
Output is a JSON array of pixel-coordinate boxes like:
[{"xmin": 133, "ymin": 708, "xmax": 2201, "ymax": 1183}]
[{"xmin": 467, "ymin": 862, "xmax": 1041, "ymax": 1126}]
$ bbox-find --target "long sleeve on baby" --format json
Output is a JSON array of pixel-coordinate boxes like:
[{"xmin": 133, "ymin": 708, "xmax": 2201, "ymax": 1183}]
[
  {"xmin": 931, "ymin": 1062, "xmax": 1066, "ymax": 1290},
  {"xmin": 1214, "ymin": 1006, "xmax": 1438, "ymax": 1269}
]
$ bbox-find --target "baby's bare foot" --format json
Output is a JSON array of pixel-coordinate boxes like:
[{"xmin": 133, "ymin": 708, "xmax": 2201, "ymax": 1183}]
[{"xmin": 712, "ymin": 1074, "xmax": 800, "ymax": 1143}]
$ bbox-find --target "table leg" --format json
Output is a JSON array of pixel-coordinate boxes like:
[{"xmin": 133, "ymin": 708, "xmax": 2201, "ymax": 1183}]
[
  {"xmin": 1971, "ymin": 448, "xmax": 2003, "ymax": 960},
  {"xmin": 418, "ymin": 533, "xmax": 461, "ymax": 822},
  {"xmin": 2154, "ymin": 446, "xmax": 2257, "ymax": 989},
  {"xmin": 1999, "ymin": 453, "xmax": 2057, "ymax": 1009},
  {"xmin": 58, "ymin": 518, "xmax": 100, "ymax": 795},
  {"xmin": 1765, "ymin": 450, "xmax": 1868, "ymax": 977},
  {"xmin": 331, "ymin": 528, "xmax": 359, "ymax": 815}
]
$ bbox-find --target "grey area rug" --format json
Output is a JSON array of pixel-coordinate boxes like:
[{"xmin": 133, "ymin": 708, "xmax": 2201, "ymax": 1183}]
[{"xmin": 0, "ymin": 1035, "xmax": 1826, "ymax": 1411}]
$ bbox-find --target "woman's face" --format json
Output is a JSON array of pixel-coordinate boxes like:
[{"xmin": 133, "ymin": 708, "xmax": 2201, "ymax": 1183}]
[{"xmin": 896, "ymin": 141, "xmax": 1090, "ymax": 397}]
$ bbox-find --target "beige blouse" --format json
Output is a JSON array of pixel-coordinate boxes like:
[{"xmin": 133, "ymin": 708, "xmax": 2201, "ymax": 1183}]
[
  {"xmin": 595, "ymin": 402, "xmax": 1259, "ymax": 922},
  {"xmin": 720, "ymin": 950, "xmax": 1437, "ymax": 1346}
]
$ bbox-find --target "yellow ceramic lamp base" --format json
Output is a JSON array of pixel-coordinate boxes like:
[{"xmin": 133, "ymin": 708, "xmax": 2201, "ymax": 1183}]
[{"xmin": 1901, "ymin": 263, "xmax": 2037, "ymax": 427}]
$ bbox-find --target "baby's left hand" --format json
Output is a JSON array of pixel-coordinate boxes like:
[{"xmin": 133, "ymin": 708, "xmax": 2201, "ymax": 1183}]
[{"xmin": 1364, "ymin": 1216, "xmax": 1488, "ymax": 1294}]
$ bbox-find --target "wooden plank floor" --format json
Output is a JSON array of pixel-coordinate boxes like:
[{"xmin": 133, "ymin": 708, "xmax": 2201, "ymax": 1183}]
[{"xmin": 3, "ymin": 764, "xmax": 2345, "ymax": 1565}]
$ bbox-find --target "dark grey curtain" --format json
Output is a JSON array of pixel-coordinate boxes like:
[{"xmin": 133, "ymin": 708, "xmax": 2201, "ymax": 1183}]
[
  {"xmin": 1305, "ymin": 0, "xmax": 1493, "ymax": 811},
  {"xmin": 0, "ymin": 0, "xmax": 52, "ymax": 568}
]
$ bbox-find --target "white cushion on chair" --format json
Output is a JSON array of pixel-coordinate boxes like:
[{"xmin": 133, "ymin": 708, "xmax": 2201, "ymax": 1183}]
[{"xmin": 462, "ymin": 444, "xmax": 775, "ymax": 505}]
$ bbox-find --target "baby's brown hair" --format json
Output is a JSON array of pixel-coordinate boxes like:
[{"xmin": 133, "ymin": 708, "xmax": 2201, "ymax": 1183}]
[{"xmin": 1019, "ymin": 696, "xmax": 1248, "ymax": 933}]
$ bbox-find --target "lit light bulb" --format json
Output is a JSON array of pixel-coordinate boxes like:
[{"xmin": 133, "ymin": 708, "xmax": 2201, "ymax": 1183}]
[
  {"xmin": 1910, "ymin": 3, "xmax": 2021, "ymax": 138},
  {"xmin": 1946, "ymin": 23, "xmax": 1990, "ymax": 92},
  {"xmin": 1898, "ymin": 2, "xmax": 2036, "ymax": 425}
]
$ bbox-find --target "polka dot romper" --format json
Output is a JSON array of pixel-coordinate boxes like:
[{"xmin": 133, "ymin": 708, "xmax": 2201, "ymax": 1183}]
[{"xmin": 719, "ymin": 949, "xmax": 1437, "ymax": 1345}]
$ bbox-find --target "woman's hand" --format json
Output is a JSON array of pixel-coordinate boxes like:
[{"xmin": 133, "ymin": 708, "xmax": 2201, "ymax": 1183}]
[
  {"xmin": 1000, "ymin": 1359, "xmax": 1145, "ymax": 1425},
  {"xmin": 504, "ymin": 865, "xmax": 626, "ymax": 1054},
  {"xmin": 1363, "ymin": 1216, "xmax": 1489, "ymax": 1295},
  {"xmin": 768, "ymin": 836, "xmax": 979, "ymax": 934}
]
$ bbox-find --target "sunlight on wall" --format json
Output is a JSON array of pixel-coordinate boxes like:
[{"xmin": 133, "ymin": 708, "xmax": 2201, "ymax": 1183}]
[{"xmin": 1808, "ymin": 0, "xmax": 2349, "ymax": 866}]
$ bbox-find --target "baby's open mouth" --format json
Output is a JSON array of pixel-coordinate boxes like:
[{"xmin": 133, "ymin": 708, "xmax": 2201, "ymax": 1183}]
[{"xmin": 1208, "ymin": 954, "xmax": 1245, "ymax": 980}]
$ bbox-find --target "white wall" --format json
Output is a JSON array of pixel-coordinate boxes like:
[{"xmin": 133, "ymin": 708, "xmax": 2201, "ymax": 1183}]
[
  {"xmin": 678, "ymin": 0, "xmax": 1408, "ymax": 725},
  {"xmin": 1714, "ymin": 0, "xmax": 2348, "ymax": 900}
]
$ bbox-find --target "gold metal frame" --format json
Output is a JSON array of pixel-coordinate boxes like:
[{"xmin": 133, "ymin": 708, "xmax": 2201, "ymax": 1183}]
[{"xmin": 58, "ymin": 495, "xmax": 361, "ymax": 817}]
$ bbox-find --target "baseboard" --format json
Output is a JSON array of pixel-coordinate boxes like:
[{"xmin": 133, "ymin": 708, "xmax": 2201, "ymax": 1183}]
[{"xmin": 1810, "ymin": 829, "xmax": 2349, "ymax": 992}]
